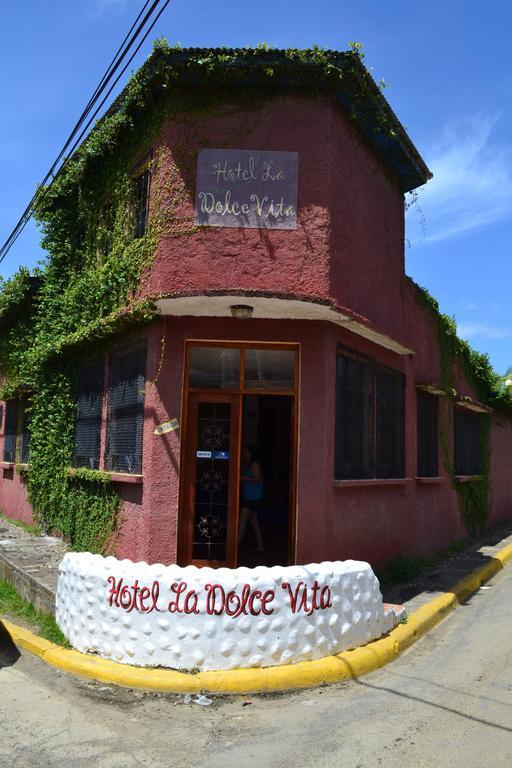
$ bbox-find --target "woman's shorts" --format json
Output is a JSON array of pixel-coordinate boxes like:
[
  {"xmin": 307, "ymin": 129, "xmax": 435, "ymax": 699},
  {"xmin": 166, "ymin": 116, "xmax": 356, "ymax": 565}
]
[{"xmin": 242, "ymin": 499, "xmax": 262, "ymax": 514}]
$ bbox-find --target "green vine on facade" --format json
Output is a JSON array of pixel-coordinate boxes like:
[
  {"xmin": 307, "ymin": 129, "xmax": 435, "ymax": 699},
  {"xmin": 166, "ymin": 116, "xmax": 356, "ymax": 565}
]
[{"xmin": 408, "ymin": 277, "xmax": 511, "ymax": 534}]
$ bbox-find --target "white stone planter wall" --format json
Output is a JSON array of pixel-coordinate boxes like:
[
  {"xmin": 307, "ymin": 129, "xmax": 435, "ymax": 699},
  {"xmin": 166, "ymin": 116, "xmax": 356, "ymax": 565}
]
[{"xmin": 55, "ymin": 554, "xmax": 402, "ymax": 671}]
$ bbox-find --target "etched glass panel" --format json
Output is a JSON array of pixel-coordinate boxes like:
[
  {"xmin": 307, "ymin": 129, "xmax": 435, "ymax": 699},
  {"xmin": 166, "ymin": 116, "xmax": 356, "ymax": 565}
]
[{"xmin": 192, "ymin": 402, "xmax": 231, "ymax": 561}]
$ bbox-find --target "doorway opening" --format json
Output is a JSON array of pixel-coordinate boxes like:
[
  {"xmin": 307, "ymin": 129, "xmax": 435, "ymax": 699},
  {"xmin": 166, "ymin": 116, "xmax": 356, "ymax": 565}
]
[
  {"xmin": 238, "ymin": 395, "xmax": 293, "ymax": 567},
  {"xmin": 179, "ymin": 341, "xmax": 298, "ymax": 569}
]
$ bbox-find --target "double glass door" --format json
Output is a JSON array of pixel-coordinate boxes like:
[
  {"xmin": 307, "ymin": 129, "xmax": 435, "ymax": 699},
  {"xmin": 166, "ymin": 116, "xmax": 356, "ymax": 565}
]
[{"xmin": 179, "ymin": 342, "xmax": 298, "ymax": 568}]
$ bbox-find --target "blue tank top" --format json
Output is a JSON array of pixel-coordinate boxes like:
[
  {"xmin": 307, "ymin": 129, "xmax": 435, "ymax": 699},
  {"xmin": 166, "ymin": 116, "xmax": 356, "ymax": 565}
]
[{"xmin": 242, "ymin": 465, "xmax": 263, "ymax": 501}]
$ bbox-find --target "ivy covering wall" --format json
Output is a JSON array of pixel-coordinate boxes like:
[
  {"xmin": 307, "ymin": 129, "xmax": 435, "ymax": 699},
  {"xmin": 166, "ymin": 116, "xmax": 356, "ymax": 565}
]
[
  {"xmin": 0, "ymin": 42, "xmax": 509, "ymax": 550},
  {"xmin": 408, "ymin": 277, "xmax": 512, "ymax": 534}
]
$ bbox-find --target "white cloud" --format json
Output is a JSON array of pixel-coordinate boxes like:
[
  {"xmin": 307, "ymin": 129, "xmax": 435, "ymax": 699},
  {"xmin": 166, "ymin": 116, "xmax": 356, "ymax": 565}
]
[
  {"xmin": 458, "ymin": 298, "xmax": 479, "ymax": 312},
  {"xmin": 406, "ymin": 115, "xmax": 512, "ymax": 244},
  {"xmin": 457, "ymin": 321, "xmax": 511, "ymax": 341},
  {"xmin": 89, "ymin": 0, "xmax": 128, "ymax": 19}
]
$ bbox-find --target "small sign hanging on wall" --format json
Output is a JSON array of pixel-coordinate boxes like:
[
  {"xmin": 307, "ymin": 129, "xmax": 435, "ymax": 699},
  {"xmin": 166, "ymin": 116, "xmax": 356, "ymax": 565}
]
[
  {"xmin": 154, "ymin": 418, "xmax": 179, "ymax": 436},
  {"xmin": 195, "ymin": 149, "xmax": 298, "ymax": 230}
]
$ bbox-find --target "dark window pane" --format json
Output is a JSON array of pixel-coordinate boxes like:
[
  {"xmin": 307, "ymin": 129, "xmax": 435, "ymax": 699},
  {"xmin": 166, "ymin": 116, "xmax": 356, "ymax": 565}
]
[
  {"xmin": 417, "ymin": 391, "xmax": 438, "ymax": 477},
  {"xmin": 189, "ymin": 347, "xmax": 240, "ymax": 389},
  {"xmin": 133, "ymin": 169, "xmax": 150, "ymax": 239},
  {"xmin": 106, "ymin": 347, "xmax": 146, "ymax": 474},
  {"xmin": 244, "ymin": 349, "xmax": 295, "ymax": 390},
  {"xmin": 334, "ymin": 351, "xmax": 374, "ymax": 479},
  {"xmin": 73, "ymin": 359, "xmax": 104, "ymax": 469},
  {"xmin": 454, "ymin": 409, "xmax": 481, "ymax": 475},
  {"xmin": 375, "ymin": 366, "xmax": 405, "ymax": 479},
  {"xmin": 3, "ymin": 400, "xmax": 18, "ymax": 463}
]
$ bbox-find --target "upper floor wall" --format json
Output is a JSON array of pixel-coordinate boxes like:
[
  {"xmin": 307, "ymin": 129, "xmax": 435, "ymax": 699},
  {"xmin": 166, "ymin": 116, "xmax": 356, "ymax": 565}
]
[{"xmin": 145, "ymin": 95, "xmax": 412, "ymax": 337}]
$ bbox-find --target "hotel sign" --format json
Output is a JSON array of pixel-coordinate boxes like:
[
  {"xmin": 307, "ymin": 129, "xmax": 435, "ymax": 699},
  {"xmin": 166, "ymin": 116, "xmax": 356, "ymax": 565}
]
[
  {"xmin": 56, "ymin": 554, "xmax": 403, "ymax": 671},
  {"xmin": 194, "ymin": 149, "xmax": 298, "ymax": 230}
]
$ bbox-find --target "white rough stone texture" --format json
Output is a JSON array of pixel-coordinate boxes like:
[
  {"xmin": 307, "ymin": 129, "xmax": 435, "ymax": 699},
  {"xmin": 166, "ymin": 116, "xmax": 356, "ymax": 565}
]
[{"xmin": 55, "ymin": 554, "xmax": 403, "ymax": 671}]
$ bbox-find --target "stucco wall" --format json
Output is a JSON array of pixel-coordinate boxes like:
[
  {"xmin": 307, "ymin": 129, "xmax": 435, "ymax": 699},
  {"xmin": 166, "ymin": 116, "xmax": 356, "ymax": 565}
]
[
  {"xmin": 0, "ymin": 468, "xmax": 34, "ymax": 527},
  {"xmin": 114, "ymin": 315, "xmax": 511, "ymax": 571},
  {"xmin": 0, "ymin": 320, "xmax": 510, "ymax": 571},
  {"xmin": 327, "ymin": 101, "xmax": 407, "ymax": 339},
  {"xmin": 147, "ymin": 96, "xmax": 333, "ymax": 302}
]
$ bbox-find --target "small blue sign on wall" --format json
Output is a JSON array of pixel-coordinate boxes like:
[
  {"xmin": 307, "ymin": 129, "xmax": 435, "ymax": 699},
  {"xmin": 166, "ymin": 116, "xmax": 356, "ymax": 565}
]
[{"xmin": 195, "ymin": 149, "xmax": 298, "ymax": 230}]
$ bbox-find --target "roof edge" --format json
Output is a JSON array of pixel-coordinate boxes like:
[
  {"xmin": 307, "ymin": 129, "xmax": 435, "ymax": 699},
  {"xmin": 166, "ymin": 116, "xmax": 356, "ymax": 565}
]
[{"xmin": 84, "ymin": 45, "xmax": 432, "ymax": 194}]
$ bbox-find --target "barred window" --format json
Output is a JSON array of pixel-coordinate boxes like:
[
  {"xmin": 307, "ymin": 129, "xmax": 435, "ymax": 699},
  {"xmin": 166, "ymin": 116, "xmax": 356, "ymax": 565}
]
[
  {"xmin": 416, "ymin": 390, "xmax": 439, "ymax": 477},
  {"xmin": 454, "ymin": 408, "xmax": 481, "ymax": 476},
  {"xmin": 3, "ymin": 399, "xmax": 18, "ymax": 463},
  {"xmin": 133, "ymin": 168, "xmax": 150, "ymax": 239},
  {"xmin": 73, "ymin": 359, "xmax": 104, "ymax": 469},
  {"xmin": 334, "ymin": 351, "xmax": 374, "ymax": 479},
  {"xmin": 105, "ymin": 346, "xmax": 146, "ymax": 474},
  {"xmin": 376, "ymin": 366, "xmax": 405, "ymax": 479},
  {"xmin": 335, "ymin": 348, "xmax": 405, "ymax": 480}
]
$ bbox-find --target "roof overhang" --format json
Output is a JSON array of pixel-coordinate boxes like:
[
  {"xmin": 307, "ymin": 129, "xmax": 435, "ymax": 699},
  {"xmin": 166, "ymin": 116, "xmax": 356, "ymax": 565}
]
[
  {"xmin": 416, "ymin": 382, "xmax": 449, "ymax": 397},
  {"xmin": 97, "ymin": 47, "xmax": 431, "ymax": 195},
  {"xmin": 155, "ymin": 293, "xmax": 415, "ymax": 356},
  {"xmin": 455, "ymin": 396, "xmax": 492, "ymax": 414}
]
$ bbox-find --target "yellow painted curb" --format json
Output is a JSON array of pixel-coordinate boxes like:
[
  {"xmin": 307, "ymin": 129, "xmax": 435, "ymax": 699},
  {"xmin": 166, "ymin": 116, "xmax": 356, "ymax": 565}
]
[{"xmin": 2, "ymin": 543, "xmax": 512, "ymax": 694}]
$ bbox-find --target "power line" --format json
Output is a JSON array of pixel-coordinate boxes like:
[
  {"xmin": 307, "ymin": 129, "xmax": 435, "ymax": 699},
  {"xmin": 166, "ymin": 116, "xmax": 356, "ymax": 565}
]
[
  {"xmin": 47, "ymin": 0, "xmax": 156, "ymax": 181},
  {"xmin": 0, "ymin": 0, "xmax": 170, "ymax": 265},
  {"xmin": 0, "ymin": 0, "xmax": 168, "ymax": 262}
]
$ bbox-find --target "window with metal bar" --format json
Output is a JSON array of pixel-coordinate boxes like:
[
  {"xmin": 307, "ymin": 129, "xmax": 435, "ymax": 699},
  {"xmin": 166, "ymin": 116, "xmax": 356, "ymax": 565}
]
[
  {"xmin": 334, "ymin": 348, "xmax": 405, "ymax": 480},
  {"xmin": 73, "ymin": 359, "xmax": 104, "ymax": 469},
  {"xmin": 334, "ymin": 351, "xmax": 374, "ymax": 479},
  {"xmin": 375, "ymin": 366, "xmax": 405, "ymax": 478},
  {"xmin": 133, "ymin": 168, "xmax": 150, "ymax": 239},
  {"xmin": 3, "ymin": 400, "xmax": 18, "ymax": 463},
  {"xmin": 454, "ymin": 408, "xmax": 481, "ymax": 475},
  {"xmin": 416, "ymin": 391, "xmax": 438, "ymax": 477},
  {"xmin": 105, "ymin": 346, "xmax": 146, "ymax": 474}
]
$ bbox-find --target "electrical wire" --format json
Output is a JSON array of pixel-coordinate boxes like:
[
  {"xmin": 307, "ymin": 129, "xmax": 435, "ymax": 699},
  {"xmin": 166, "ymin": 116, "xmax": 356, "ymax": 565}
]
[
  {"xmin": 47, "ymin": 0, "xmax": 156, "ymax": 181},
  {"xmin": 0, "ymin": 0, "xmax": 167, "ymax": 261},
  {"xmin": 0, "ymin": 0, "xmax": 170, "ymax": 264}
]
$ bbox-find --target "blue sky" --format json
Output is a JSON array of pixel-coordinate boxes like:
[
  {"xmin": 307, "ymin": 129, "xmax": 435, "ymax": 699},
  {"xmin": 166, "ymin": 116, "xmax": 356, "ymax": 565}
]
[{"xmin": 1, "ymin": 1, "xmax": 510, "ymax": 374}]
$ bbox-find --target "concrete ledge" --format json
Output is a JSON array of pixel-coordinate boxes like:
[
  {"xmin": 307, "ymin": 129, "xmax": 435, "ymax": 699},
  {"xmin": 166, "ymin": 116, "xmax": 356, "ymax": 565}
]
[
  {"xmin": 3, "ymin": 541, "xmax": 512, "ymax": 694},
  {"xmin": 0, "ymin": 553, "xmax": 56, "ymax": 615}
]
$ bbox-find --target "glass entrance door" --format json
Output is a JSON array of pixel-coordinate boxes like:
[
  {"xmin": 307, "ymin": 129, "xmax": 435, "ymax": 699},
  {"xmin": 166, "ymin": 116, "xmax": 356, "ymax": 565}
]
[
  {"xmin": 179, "ymin": 341, "xmax": 299, "ymax": 568},
  {"xmin": 181, "ymin": 393, "xmax": 240, "ymax": 567}
]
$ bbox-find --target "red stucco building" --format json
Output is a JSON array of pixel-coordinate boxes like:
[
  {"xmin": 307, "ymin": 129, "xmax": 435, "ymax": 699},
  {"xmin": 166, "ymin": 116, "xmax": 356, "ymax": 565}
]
[{"xmin": 1, "ymin": 47, "xmax": 511, "ymax": 571}]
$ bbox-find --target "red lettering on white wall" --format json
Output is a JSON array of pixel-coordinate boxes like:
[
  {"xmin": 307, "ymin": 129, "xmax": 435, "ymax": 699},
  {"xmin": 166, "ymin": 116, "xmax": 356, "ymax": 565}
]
[{"xmin": 281, "ymin": 580, "xmax": 332, "ymax": 615}]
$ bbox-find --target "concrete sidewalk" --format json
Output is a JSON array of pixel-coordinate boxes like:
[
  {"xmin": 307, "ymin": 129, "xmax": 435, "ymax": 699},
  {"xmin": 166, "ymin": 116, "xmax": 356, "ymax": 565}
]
[{"xmin": 1, "ymin": 514, "xmax": 512, "ymax": 618}]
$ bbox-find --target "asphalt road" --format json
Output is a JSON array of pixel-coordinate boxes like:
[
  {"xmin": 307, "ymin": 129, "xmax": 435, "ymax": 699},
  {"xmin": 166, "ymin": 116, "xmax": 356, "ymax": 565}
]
[{"xmin": 1, "ymin": 566, "xmax": 511, "ymax": 768}]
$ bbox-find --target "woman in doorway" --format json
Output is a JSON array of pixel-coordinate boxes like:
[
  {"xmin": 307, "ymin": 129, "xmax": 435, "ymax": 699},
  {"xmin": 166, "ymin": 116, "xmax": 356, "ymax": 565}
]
[{"xmin": 238, "ymin": 446, "xmax": 264, "ymax": 554}]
